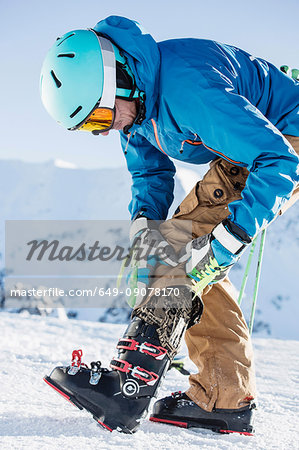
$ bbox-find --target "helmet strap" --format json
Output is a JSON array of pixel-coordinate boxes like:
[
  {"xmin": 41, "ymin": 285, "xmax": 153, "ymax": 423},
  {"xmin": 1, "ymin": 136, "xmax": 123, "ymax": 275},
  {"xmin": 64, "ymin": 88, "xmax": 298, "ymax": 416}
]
[
  {"xmin": 123, "ymin": 92, "xmax": 146, "ymax": 135},
  {"xmin": 134, "ymin": 92, "xmax": 146, "ymax": 125}
]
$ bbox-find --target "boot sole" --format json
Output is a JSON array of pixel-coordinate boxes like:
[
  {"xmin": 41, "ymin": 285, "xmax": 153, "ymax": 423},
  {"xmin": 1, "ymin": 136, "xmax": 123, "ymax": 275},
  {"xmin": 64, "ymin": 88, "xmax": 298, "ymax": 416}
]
[
  {"xmin": 149, "ymin": 415, "xmax": 254, "ymax": 436},
  {"xmin": 44, "ymin": 376, "xmax": 132, "ymax": 433}
]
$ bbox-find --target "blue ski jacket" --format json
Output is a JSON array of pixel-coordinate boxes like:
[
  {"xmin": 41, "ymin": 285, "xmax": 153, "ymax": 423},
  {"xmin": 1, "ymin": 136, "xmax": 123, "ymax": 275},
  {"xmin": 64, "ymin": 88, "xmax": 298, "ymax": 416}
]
[{"xmin": 94, "ymin": 16, "xmax": 299, "ymax": 238}]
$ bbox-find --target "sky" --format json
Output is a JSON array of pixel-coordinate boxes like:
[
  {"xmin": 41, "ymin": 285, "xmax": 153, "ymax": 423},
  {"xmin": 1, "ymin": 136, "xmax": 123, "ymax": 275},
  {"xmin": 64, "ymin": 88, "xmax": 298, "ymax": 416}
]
[{"xmin": 1, "ymin": 0, "xmax": 298, "ymax": 169}]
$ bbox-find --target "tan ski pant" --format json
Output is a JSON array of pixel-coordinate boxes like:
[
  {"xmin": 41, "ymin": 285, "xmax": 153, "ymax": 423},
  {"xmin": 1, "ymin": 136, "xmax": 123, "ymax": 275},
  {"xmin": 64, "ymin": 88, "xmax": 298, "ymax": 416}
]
[{"xmin": 142, "ymin": 135, "xmax": 299, "ymax": 411}]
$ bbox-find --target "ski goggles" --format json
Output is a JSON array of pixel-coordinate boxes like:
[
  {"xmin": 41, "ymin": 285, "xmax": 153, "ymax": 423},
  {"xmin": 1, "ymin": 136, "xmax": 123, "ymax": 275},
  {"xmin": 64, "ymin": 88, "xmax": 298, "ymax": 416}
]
[
  {"xmin": 73, "ymin": 33, "xmax": 116, "ymax": 134},
  {"xmin": 77, "ymin": 105, "xmax": 115, "ymax": 133}
]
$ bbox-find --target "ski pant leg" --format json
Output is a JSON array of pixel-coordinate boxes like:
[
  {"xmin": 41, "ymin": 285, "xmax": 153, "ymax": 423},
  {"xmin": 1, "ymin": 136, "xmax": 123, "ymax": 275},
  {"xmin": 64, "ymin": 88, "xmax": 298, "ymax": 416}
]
[
  {"xmin": 185, "ymin": 278, "xmax": 256, "ymax": 410},
  {"xmin": 172, "ymin": 159, "xmax": 256, "ymax": 411}
]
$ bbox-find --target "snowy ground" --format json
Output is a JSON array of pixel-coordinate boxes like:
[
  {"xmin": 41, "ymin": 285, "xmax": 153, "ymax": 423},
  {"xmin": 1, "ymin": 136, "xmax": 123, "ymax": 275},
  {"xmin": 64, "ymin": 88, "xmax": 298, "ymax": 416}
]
[{"xmin": 1, "ymin": 312, "xmax": 298, "ymax": 450}]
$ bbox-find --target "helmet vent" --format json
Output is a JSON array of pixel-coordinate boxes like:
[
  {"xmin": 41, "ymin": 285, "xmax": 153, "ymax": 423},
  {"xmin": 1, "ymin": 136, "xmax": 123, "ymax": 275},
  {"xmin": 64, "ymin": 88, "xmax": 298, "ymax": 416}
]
[
  {"xmin": 57, "ymin": 33, "xmax": 75, "ymax": 46},
  {"xmin": 70, "ymin": 106, "xmax": 82, "ymax": 118},
  {"xmin": 50, "ymin": 70, "xmax": 62, "ymax": 88},
  {"xmin": 57, "ymin": 53, "xmax": 75, "ymax": 58}
]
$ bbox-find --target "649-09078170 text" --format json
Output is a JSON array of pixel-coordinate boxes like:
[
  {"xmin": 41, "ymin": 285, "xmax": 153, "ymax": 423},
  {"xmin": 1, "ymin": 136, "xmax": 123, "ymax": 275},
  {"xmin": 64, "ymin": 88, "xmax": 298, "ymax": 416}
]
[{"xmin": 9, "ymin": 286, "xmax": 181, "ymax": 298}]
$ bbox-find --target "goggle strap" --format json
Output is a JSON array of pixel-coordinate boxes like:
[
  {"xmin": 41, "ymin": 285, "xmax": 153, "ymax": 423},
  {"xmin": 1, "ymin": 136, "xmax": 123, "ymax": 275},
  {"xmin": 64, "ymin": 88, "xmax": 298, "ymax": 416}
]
[{"xmin": 116, "ymin": 87, "xmax": 139, "ymax": 99}]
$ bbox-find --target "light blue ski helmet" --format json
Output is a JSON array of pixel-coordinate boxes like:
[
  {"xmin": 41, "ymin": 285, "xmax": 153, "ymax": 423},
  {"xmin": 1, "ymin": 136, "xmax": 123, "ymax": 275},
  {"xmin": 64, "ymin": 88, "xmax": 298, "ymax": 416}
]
[{"xmin": 40, "ymin": 29, "xmax": 139, "ymax": 130}]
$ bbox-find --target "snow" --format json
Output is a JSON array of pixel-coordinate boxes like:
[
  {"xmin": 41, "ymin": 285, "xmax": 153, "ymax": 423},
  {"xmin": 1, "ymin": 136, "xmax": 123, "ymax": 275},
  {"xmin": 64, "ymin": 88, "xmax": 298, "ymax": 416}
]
[
  {"xmin": 54, "ymin": 159, "xmax": 77, "ymax": 169},
  {"xmin": 176, "ymin": 164, "xmax": 208, "ymax": 193},
  {"xmin": 1, "ymin": 312, "xmax": 298, "ymax": 449}
]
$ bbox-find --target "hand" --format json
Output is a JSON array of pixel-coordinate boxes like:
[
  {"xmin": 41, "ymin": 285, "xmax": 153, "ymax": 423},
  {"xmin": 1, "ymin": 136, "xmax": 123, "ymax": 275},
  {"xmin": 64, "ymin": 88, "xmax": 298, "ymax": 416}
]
[
  {"xmin": 127, "ymin": 217, "xmax": 178, "ymax": 307},
  {"xmin": 179, "ymin": 219, "xmax": 251, "ymax": 293}
]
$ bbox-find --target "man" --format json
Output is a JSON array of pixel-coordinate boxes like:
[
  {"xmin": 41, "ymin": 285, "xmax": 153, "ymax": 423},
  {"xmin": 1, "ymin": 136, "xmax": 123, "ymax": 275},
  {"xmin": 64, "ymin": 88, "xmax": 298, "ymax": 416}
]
[{"xmin": 40, "ymin": 16, "xmax": 299, "ymax": 435}]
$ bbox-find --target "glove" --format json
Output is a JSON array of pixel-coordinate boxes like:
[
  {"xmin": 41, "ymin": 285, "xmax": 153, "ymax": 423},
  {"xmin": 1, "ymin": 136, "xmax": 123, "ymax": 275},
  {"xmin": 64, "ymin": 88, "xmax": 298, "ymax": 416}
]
[
  {"xmin": 127, "ymin": 216, "xmax": 178, "ymax": 307},
  {"xmin": 280, "ymin": 65, "xmax": 299, "ymax": 81},
  {"xmin": 179, "ymin": 219, "xmax": 251, "ymax": 293}
]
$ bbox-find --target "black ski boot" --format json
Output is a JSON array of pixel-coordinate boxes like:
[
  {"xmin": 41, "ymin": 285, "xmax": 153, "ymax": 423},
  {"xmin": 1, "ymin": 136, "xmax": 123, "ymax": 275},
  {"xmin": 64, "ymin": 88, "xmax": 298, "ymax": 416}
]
[
  {"xmin": 44, "ymin": 317, "xmax": 170, "ymax": 433},
  {"xmin": 150, "ymin": 391, "xmax": 256, "ymax": 435}
]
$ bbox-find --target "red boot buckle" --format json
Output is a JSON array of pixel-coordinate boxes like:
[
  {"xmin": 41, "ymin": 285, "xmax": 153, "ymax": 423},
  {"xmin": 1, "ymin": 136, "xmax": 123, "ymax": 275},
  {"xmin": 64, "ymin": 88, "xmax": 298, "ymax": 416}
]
[
  {"xmin": 116, "ymin": 338, "xmax": 139, "ymax": 351},
  {"xmin": 68, "ymin": 349, "xmax": 83, "ymax": 375},
  {"xmin": 116, "ymin": 338, "xmax": 167, "ymax": 360},
  {"xmin": 131, "ymin": 366, "xmax": 159, "ymax": 386},
  {"xmin": 139, "ymin": 342, "xmax": 167, "ymax": 360},
  {"xmin": 110, "ymin": 358, "xmax": 132, "ymax": 373},
  {"xmin": 110, "ymin": 358, "xmax": 159, "ymax": 386},
  {"xmin": 71, "ymin": 349, "xmax": 83, "ymax": 367}
]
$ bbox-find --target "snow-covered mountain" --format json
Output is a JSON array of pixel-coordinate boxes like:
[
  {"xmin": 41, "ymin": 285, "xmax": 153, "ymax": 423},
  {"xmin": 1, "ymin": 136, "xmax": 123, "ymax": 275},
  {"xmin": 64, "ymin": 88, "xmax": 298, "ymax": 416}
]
[
  {"xmin": 0, "ymin": 312, "xmax": 298, "ymax": 449},
  {"xmin": 0, "ymin": 159, "xmax": 154, "ymax": 221},
  {"xmin": 0, "ymin": 159, "xmax": 298, "ymax": 339}
]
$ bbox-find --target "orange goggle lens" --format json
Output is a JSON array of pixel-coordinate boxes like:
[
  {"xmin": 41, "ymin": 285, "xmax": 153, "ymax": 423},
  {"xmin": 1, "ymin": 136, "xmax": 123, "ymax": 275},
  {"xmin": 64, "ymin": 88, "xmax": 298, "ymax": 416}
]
[{"xmin": 78, "ymin": 107, "xmax": 114, "ymax": 132}]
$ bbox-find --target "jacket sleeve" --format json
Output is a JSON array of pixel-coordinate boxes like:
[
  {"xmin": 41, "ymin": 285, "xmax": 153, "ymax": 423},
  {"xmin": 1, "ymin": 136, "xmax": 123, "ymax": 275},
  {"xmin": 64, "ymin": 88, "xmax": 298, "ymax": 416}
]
[
  {"xmin": 120, "ymin": 131, "xmax": 176, "ymax": 220},
  {"xmin": 175, "ymin": 71, "xmax": 299, "ymax": 238}
]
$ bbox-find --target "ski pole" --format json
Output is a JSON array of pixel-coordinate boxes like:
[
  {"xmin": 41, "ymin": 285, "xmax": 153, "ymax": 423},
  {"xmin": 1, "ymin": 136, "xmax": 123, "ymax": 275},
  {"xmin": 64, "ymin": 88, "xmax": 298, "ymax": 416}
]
[
  {"xmin": 237, "ymin": 236, "xmax": 258, "ymax": 305},
  {"xmin": 249, "ymin": 228, "xmax": 267, "ymax": 335}
]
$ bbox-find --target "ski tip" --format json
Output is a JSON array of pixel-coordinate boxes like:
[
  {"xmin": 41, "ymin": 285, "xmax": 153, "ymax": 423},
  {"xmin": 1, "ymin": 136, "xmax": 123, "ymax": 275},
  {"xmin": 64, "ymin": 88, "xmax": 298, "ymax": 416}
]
[
  {"xmin": 44, "ymin": 377, "xmax": 72, "ymax": 402},
  {"xmin": 43, "ymin": 376, "xmax": 83, "ymax": 409}
]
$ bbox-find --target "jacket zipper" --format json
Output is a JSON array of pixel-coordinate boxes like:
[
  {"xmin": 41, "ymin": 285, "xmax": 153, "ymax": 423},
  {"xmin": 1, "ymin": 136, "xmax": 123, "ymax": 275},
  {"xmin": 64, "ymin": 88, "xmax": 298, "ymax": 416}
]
[
  {"xmin": 180, "ymin": 134, "xmax": 202, "ymax": 153},
  {"xmin": 151, "ymin": 120, "xmax": 202, "ymax": 156},
  {"xmin": 180, "ymin": 133, "xmax": 242, "ymax": 164},
  {"xmin": 151, "ymin": 119, "xmax": 167, "ymax": 154},
  {"xmin": 124, "ymin": 131, "xmax": 136, "ymax": 154},
  {"xmin": 202, "ymin": 143, "xmax": 242, "ymax": 164},
  {"xmin": 151, "ymin": 120, "xmax": 241, "ymax": 164}
]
